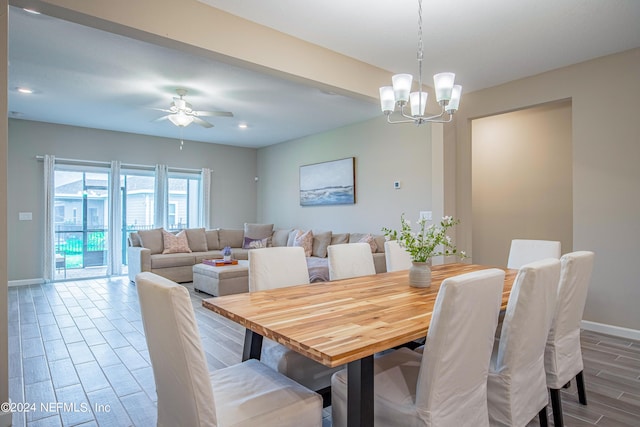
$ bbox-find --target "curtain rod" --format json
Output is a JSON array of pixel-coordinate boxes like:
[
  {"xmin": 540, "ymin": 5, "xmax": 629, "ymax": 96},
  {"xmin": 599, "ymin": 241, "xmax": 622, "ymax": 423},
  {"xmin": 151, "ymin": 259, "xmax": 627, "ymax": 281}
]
[{"xmin": 35, "ymin": 155, "xmax": 204, "ymax": 173}]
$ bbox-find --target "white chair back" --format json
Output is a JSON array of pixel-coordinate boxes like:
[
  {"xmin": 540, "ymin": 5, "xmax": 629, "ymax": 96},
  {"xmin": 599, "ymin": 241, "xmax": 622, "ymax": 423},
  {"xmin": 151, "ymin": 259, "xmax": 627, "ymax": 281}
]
[
  {"xmin": 136, "ymin": 272, "xmax": 217, "ymax": 427},
  {"xmin": 545, "ymin": 251, "xmax": 595, "ymax": 388},
  {"xmin": 507, "ymin": 239, "xmax": 561, "ymax": 269},
  {"xmin": 384, "ymin": 240, "xmax": 413, "ymax": 272},
  {"xmin": 249, "ymin": 246, "xmax": 310, "ymax": 291},
  {"xmin": 488, "ymin": 258, "xmax": 560, "ymax": 426},
  {"xmin": 327, "ymin": 243, "xmax": 376, "ymax": 280},
  {"xmin": 416, "ymin": 268, "xmax": 505, "ymax": 425}
]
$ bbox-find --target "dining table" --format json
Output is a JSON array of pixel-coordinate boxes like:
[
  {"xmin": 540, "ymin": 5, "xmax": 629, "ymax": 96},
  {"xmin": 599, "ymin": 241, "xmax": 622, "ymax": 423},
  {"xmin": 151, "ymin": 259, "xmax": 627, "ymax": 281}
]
[{"xmin": 202, "ymin": 262, "xmax": 517, "ymax": 427}]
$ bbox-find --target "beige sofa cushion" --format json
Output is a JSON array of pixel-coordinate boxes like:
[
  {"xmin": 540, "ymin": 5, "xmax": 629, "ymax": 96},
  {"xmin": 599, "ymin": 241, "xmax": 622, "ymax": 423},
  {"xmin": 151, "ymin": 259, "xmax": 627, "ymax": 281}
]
[
  {"xmin": 331, "ymin": 233, "xmax": 350, "ymax": 245},
  {"xmin": 244, "ymin": 223, "xmax": 274, "ymax": 239},
  {"xmin": 312, "ymin": 231, "xmax": 332, "ymax": 258},
  {"xmin": 272, "ymin": 229, "xmax": 292, "ymax": 247},
  {"xmin": 205, "ymin": 230, "xmax": 220, "ymax": 250},
  {"xmin": 139, "ymin": 228, "xmax": 164, "ymax": 254},
  {"xmin": 151, "ymin": 253, "xmax": 196, "ymax": 268},
  {"xmin": 185, "ymin": 228, "xmax": 208, "ymax": 252},
  {"xmin": 219, "ymin": 229, "xmax": 244, "ymax": 248}
]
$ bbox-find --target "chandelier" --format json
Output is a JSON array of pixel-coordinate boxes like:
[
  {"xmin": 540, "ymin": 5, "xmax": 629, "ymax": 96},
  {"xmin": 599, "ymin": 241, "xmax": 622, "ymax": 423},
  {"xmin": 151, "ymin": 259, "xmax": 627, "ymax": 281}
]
[{"xmin": 379, "ymin": 0, "xmax": 462, "ymax": 125}]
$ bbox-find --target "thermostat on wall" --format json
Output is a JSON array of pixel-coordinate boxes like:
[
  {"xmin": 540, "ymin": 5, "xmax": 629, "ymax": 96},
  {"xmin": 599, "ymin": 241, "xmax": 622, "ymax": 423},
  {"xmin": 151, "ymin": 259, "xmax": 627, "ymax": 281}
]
[{"xmin": 393, "ymin": 181, "xmax": 401, "ymax": 189}]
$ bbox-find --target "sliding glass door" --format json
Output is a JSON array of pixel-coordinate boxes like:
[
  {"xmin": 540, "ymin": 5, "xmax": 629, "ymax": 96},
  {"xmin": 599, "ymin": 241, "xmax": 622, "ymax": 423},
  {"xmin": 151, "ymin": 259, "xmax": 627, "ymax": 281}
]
[{"xmin": 54, "ymin": 167, "xmax": 109, "ymax": 279}]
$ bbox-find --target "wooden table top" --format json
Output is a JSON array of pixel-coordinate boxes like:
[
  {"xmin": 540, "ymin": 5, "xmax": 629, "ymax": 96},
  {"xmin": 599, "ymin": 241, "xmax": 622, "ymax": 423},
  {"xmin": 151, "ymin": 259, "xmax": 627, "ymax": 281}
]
[{"xmin": 202, "ymin": 263, "xmax": 517, "ymax": 368}]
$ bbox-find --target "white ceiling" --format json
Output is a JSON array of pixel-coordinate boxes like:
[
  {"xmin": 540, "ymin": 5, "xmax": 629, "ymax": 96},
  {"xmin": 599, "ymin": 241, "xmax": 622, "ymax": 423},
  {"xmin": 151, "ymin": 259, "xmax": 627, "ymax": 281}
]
[{"xmin": 8, "ymin": 1, "xmax": 640, "ymax": 148}]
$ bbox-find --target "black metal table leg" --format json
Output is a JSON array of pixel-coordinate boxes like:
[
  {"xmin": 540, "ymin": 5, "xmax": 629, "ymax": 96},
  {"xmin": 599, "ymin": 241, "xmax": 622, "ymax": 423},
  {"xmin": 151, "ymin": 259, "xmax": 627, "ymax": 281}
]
[
  {"xmin": 347, "ymin": 356, "xmax": 374, "ymax": 427},
  {"xmin": 242, "ymin": 329, "xmax": 263, "ymax": 361}
]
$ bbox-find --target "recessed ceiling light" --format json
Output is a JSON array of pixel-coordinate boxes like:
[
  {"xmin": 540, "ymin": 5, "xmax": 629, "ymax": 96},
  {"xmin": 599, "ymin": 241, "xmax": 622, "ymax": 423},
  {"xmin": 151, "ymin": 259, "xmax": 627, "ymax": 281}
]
[
  {"xmin": 17, "ymin": 87, "xmax": 34, "ymax": 94},
  {"xmin": 238, "ymin": 123, "xmax": 248, "ymax": 129},
  {"xmin": 23, "ymin": 8, "xmax": 41, "ymax": 14}
]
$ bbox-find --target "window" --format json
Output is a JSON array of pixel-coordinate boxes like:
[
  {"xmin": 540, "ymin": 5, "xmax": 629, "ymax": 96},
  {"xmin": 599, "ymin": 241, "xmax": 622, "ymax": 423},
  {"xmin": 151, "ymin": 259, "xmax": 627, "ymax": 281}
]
[{"xmin": 167, "ymin": 172, "xmax": 201, "ymax": 231}]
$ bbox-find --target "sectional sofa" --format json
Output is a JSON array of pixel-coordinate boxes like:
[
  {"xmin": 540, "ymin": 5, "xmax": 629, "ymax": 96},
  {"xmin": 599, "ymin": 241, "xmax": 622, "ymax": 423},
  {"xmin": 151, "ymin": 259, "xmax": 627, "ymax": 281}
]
[{"xmin": 127, "ymin": 224, "xmax": 387, "ymax": 283}]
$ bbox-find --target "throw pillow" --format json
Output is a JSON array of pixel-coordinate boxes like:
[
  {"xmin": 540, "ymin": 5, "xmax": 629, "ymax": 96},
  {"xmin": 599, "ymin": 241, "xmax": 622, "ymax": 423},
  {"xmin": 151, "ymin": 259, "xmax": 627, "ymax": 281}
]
[
  {"xmin": 162, "ymin": 229, "xmax": 192, "ymax": 254},
  {"xmin": 271, "ymin": 228, "xmax": 293, "ymax": 247},
  {"xmin": 358, "ymin": 233, "xmax": 378, "ymax": 253},
  {"xmin": 138, "ymin": 228, "xmax": 164, "ymax": 254},
  {"xmin": 331, "ymin": 233, "xmax": 350, "ymax": 245},
  {"xmin": 312, "ymin": 230, "xmax": 332, "ymax": 258},
  {"xmin": 128, "ymin": 232, "xmax": 142, "ymax": 247},
  {"xmin": 243, "ymin": 236, "xmax": 270, "ymax": 249},
  {"xmin": 287, "ymin": 229, "xmax": 302, "ymax": 247},
  {"xmin": 293, "ymin": 230, "xmax": 313, "ymax": 257},
  {"xmin": 244, "ymin": 223, "xmax": 274, "ymax": 239},
  {"xmin": 184, "ymin": 228, "xmax": 208, "ymax": 252}
]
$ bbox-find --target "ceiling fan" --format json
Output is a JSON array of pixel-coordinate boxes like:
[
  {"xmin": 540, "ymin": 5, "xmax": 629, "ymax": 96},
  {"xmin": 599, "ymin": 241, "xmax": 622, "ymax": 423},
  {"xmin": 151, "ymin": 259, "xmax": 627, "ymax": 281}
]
[{"xmin": 154, "ymin": 88, "xmax": 233, "ymax": 128}]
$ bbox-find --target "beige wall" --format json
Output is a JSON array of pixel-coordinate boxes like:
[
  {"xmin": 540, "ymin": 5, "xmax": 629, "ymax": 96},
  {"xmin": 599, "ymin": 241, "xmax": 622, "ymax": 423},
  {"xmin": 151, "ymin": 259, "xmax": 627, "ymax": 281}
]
[
  {"xmin": 471, "ymin": 101, "xmax": 573, "ymax": 266},
  {"xmin": 452, "ymin": 48, "xmax": 640, "ymax": 330},
  {"xmin": 257, "ymin": 116, "xmax": 434, "ymax": 234},
  {"xmin": 1, "ymin": 0, "xmax": 9, "ymax": 422},
  {"xmin": 8, "ymin": 119, "xmax": 257, "ymax": 282}
]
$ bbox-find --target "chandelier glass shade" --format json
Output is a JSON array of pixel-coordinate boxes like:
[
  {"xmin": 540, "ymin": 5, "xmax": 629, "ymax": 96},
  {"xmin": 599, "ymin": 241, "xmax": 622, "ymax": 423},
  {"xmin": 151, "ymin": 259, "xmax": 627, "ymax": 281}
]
[{"xmin": 380, "ymin": 0, "xmax": 462, "ymax": 125}]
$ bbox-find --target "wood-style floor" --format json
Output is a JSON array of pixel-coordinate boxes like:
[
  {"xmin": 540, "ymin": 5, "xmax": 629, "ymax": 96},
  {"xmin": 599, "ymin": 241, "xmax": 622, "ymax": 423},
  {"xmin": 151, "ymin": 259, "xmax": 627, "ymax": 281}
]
[{"xmin": 7, "ymin": 277, "xmax": 640, "ymax": 426}]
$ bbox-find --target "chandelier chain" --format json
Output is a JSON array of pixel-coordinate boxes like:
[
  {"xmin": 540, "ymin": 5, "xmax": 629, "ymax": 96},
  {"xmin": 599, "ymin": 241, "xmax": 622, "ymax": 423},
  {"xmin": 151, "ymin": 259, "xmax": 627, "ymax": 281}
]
[{"xmin": 417, "ymin": 0, "xmax": 424, "ymax": 102}]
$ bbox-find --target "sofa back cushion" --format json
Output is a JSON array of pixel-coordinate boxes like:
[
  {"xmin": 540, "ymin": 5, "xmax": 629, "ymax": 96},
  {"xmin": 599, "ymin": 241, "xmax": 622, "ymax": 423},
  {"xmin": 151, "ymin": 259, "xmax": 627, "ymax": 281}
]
[
  {"xmin": 205, "ymin": 229, "xmax": 220, "ymax": 250},
  {"xmin": 271, "ymin": 229, "xmax": 292, "ymax": 247},
  {"xmin": 331, "ymin": 233, "xmax": 350, "ymax": 246},
  {"xmin": 312, "ymin": 230, "xmax": 332, "ymax": 258},
  {"xmin": 218, "ymin": 229, "xmax": 244, "ymax": 248},
  {"xmin": 184, "ymin": 228, "xmax": 208, "ymax": 252},
  {"xmin": 138, "ymin": 228, "xmax": 164, "ymax": 254},
  {"xmin": 244, "ymin": 223, "xmax": 274, "ymax": 239},
  {"xmin": 129, "ymin": 232, "xmax": 142, "ymax": 247}
]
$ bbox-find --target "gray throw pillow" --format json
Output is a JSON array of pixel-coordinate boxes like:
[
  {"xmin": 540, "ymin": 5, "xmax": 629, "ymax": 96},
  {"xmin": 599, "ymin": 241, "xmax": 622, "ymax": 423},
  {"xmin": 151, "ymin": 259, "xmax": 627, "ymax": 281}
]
[
  {"xmin": 244, "ymin": 223, "xmax": 274, "ymax": 240},
  {"xmin": 184, "ymin": 228, "xmax": 208, "ymax": 252},
  {"xmin": 271, "ymin": 228, "xmax": 292, "ymax": 247},
  {"xmin": 138, "ymin": 228, "xmax": 164, "ymax": 254},
  {"xmin": 331, "ymin": 233, "xmax": 350, "ymax": 245},
  {"xmin": 312, "ymin": 231, "xmax": 332, "ymax": 258}
]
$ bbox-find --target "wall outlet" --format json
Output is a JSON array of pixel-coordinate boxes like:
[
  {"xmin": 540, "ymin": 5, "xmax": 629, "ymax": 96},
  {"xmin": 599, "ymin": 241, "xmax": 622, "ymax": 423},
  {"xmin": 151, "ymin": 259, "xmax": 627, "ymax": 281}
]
[
  {"xmin": 393, "ymin": 181, "xmax": 401, "ymax": 189},
  {"xmin": 419, "ymin": 211, "xmax": 432, "ymax": 221}
]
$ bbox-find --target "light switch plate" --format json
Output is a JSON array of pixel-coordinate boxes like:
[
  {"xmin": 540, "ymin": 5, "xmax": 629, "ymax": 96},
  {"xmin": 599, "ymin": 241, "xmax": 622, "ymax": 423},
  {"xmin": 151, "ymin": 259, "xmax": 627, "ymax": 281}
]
[
  {"xmin": 419, "ymin": 211, "xmax": 432, "ymax": 221},
  {"xmin": 19, "ymin": 212, "xmax": 33, "ymax": 221}
]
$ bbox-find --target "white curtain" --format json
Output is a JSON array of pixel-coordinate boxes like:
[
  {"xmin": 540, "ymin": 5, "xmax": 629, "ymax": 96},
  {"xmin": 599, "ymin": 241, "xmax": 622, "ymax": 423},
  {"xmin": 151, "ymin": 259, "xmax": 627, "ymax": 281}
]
[
  {"xmin": 107, "ymin": 161, "xmax": 122, "ymax": 276},
  {"xmin": 43, "ymin": 155, "xmax": 55, "ymax": 282},
  {"xmin": 200, "ymin": 168, "xmax": 211, "ymax": 229},
  {"xmin": 154, "ymin": 164, "xmax": 168, "ymax": 229}
]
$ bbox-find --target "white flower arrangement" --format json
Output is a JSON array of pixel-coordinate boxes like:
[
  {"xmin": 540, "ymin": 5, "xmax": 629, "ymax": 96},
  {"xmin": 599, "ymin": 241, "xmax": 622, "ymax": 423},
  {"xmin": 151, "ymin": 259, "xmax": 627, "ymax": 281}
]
[{"xmin": 382, "ymin": 214, "xmax": 466, "ymax": 263}]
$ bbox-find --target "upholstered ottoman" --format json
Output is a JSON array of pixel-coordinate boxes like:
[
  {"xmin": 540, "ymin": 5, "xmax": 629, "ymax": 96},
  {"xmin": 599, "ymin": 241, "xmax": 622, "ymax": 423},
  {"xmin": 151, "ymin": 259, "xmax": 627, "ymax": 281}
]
[{"xmin": 193, "ymin": 261, "xmax": 249, "ymax": 296}]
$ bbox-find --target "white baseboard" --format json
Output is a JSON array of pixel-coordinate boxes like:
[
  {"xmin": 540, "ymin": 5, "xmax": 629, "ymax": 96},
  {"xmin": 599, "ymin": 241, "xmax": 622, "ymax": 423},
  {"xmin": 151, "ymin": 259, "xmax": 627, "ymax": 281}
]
[
  {"xmin": 581, "ymin": 320, "xmax": 640, "ymax": 341},
  {"xmin": 8, "ymin": 278, "xmax": 45, "ymax": 287},
  {"xmin": 0, "ymin": 409, "xmax": 12, "ymax": 427}
]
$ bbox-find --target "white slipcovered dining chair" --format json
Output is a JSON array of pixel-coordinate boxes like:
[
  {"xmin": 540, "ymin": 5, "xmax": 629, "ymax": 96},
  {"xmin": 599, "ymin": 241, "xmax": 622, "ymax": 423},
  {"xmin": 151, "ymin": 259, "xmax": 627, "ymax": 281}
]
[
  {"xmin": 136, "ymin": 272, "xmax": 322, "ymax": 427},
  {"xmin": 328, "ymin": 242, "xmax": 376, "ymax": 280},
  {"xmin": 249, "ymin": 247, "xmax": 343, "ymax": 394},
  {"xmin": 384, "ymin": 240, "xmax": 413, "ymax": 272},
  {"xmin": 545, "ymin": 251, "xmax": 595, "ymax": 427},
  {"xmin": 487, "ymin": 258, "xmax": 561, "ymax": 427},
  {"xmin": 507, "ymin": 239, "xmax": 561, "ymax": 269},
  {"xmin": 331, "ymin": 268, "xmax": 506, "ymax": 427}
]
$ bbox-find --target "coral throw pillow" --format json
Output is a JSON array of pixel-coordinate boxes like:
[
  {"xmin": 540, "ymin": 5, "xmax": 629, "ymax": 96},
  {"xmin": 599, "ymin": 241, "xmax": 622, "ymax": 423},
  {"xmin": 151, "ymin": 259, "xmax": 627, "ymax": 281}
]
[
  {"xmin": 293, "ymin": 230, "xmax": 314, "ymax": 257},
  {"xmin": 162, "ymin": 230, "xmax": 192, "ymax": 254}
]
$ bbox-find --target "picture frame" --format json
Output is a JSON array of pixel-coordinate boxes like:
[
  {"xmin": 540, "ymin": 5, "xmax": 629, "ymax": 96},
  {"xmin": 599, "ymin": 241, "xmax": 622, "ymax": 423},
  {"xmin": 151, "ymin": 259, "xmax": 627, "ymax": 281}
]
[{"xmin": 299, "ymin": 157, "xmax": 355, "ymax": 206}]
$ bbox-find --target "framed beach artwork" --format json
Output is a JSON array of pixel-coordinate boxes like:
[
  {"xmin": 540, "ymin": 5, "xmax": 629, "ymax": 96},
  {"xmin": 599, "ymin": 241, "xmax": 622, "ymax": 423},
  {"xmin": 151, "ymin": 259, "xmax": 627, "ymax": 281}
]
[{"xmin": 299, "ymin": 157, "xmax": 356, "ymax": 206}]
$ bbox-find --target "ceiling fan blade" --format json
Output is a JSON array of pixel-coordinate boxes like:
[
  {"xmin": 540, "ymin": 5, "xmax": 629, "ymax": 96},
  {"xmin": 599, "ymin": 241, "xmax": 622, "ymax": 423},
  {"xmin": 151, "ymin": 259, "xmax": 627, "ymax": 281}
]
[
  {"xmin": 195, "ymin": 110, "xmax": 234, "ymax": 117},
  {"xmin": 153, "ymin": 115, "xmax": 170, "ymax": 122},
  {"xmin": 151, "ymin": 107, "xmax": 173, "ymax": 113},
  {"xmin": 193, "ymin": 117, "xmax": 214, "ymax": 128}
]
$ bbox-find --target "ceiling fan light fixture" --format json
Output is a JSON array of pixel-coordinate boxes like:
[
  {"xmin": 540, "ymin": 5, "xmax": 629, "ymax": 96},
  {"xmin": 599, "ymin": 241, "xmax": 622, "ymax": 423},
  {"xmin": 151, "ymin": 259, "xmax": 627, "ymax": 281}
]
[{"xmin": 168, "ymin": 112, "xmax": 194, "ymax": 127}]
